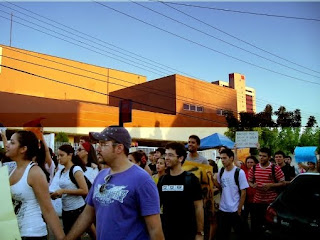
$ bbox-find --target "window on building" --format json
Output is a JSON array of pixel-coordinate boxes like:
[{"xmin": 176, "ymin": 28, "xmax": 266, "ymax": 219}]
[
  {"xmin": 190, "ymin": 105, "xmax": 196, "ymax": 111},
  {"xmin": 196, "ymin": 106, "xmax": 203, "ymax": 112},
  {"xmin": 216, "ymin": 109, "xmax": 224, "ymax": 116},
  {"xmin": 183, "ymin": 103, "xmax": 204, "ymax": 112}
]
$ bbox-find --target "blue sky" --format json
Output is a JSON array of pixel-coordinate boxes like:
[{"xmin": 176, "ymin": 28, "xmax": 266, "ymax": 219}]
[{"xmin": 0, "ymin": 1, "xmax": 319, "ymax": 126}]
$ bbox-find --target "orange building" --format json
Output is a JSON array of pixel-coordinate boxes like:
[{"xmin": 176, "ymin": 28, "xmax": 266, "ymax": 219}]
[
  {"xmin": 212, "ymin": 73, "xmax": 256, "ymax": 114},
  {"xmin": 0, "ymin": 45, "xmax": 242, "ymax": 129}
]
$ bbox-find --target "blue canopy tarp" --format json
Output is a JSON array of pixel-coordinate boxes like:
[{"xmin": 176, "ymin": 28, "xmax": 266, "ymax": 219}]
[{"xmin": 197, "ymin": 133, "xmax": 235, "ymax": 150}]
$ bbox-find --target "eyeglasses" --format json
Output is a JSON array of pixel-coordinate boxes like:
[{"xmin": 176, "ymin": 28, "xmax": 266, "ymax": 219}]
[
  {"xmin": 98, "ymin": 142, "xmax": 119, "ymax": 148},
  {"xmin": 99, "ymin": 175, "xmax": 112, "ymax": 193},
  {"xmin": 77, "ymin": 148, "xmax": 85, "ymax": 152},
  {"xmin": 216, "ymin": 157, "xmax": 221, "ymax": 159},
  {"xmin": 164, "ymin": 153, "xmax": 179, "ymax": 158}
]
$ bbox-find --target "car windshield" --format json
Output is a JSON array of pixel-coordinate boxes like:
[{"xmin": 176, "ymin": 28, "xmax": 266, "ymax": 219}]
[{"xmin": 279, "ymin": 174, "xmax": 320, "ymax": 219}]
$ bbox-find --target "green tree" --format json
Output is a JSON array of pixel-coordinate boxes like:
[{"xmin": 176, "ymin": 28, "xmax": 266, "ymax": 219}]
[
  {"xmin": 55, "ymin": 132, "xmax": 69, "ymax": 142},
  {"xmin": 305, "ymin": 116, "xmax": 318, "ymax": 128},
  {"xmin": 256, "ymin": 104, "xmax": 275, "ymax": 127},
  {"xmin": 299, "ymin": 127, "xmax": 320, "ymax": 148},
  {"xmin": 275, "ymin": 127, "xmax": 300, "ymax": 154},
  {"xmin": 255, "ymin": 127, "xmax": 279, "ymax": 151}
]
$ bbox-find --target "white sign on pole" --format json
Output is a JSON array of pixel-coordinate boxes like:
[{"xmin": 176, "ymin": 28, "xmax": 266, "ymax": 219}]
[{"xmin": 235, "ymin": 131, "xmax": 259, "ymax": 148}]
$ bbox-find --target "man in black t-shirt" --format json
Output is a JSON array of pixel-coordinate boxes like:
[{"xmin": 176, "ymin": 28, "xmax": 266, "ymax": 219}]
[
  {"xmin": 275, "ymin": 151, "xmax": 296, "ymax": 184},
  {"xmin": 157, "ymin": 142, "xmax": 204, "ymax": 240}
]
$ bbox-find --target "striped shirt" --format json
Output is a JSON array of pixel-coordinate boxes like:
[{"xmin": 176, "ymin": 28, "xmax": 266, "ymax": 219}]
[{"xmin": 248, "ymin": 163, "xmax": 284, "ymax": 204}]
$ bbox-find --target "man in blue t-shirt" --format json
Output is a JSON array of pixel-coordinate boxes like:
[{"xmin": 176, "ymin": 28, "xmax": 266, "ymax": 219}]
[{"xmin": 65, "ymin": 126, "xmax": 164, "ymax": 240}]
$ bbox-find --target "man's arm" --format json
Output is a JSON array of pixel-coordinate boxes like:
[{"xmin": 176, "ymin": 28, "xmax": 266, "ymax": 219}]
[
  {"xmin": 64, "ymin": 204, "xmax": 95, "ymax": 240},
  {"xmin": 262, "ymin": 181, "xmax": 285, "ymax": 191},
  {"xmin": 144, "ymin": 214, "xmax": 165, "ymax": 240},
  {"xmin": 237, "ymin": 189, "xmax": 246, "ymax": 215},
  {"xmin": 194, "ymin": 199, "xmax": 204, "ymax": 240},
  {"xmin": 40, "ymin": 130, "xmax": 53, "ymax": 168}
]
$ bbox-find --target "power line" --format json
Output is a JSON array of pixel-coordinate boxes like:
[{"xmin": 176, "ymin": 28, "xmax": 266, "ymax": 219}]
[
  {"xmin": 92, "ymin": 1, "xmax": 320, "ymax": 86},
  {"xmin": 0, "ymin": 11, "xmax": 266, "ymax": 109},
  {"xmin": 1, "ymin": 1, "xmax": 199, "ymax": 79},
  {"xmin": 1, "ymin": 3, "xmax": 318, "ymax": 119},
  {"xmin": 0, "ymin": 11, "xmax": 167, "ymax": 77},
  {"xmin": 1, "ymin": 4, "xmax": 318, "ymax": 94},
  {"xmin": 131, "ymin": 1, "xmax": 320, "ymax": 79},
  {"xmin": 164, "ymin": 1, "xmax": 320, "ymax": 22},
  {"xmin": 0, "ymin": 2, "xmax": 176, "ymax": 74},
  {"xmin": 154, "ymin": 0, "xmax": 320, "ymax": 76}
]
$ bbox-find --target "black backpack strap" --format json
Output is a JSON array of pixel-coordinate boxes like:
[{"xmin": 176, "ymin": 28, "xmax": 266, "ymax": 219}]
[
  {"xmin": 219, "ymin": 167, "xmax": 225, "ymax": 180},
  {"xmin": 68, "ymin": 165, "xmax": 92, "ymax": 190},
  {"xmin": 185, "ymin": 171, "xmax": 193, "ymax": 186},
  {"xmin": 60, "ymin": 168, "xmax": 65, "ymax": 177},
  {"xmin": 68, "ymin": 165, "xmax": 78, "ymax": 187},
  {"xmin": 252, "ymin": 165, "xmax": 256, "ymax": 183},
  {"xmin": 218, "ymin": 167, "xmax": 225, "ymax": 192},
  {"xmin": 158, "ymin": 174, "xmax": 166, "ymax": 189},
  {"xmin": 271, "ymin": 164, "xmax": 278, "ymax": 183},
  {"xmin": 234, "ymin": 167, "xmax": 241, "ymax": 196}
]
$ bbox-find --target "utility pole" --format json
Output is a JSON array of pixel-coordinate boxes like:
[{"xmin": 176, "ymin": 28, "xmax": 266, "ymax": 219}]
[{"xmin": 10, "ymin": 13, "xmax": 13, "ymax": 46}]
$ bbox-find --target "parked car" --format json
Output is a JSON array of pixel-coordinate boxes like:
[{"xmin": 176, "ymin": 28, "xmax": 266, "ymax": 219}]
[{"xmin": 264, "ymin": 173, "xmax": 320, "ymax": 240}]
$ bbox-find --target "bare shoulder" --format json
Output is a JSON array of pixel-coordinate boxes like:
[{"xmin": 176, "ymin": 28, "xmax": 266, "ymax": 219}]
[{"xmin": 28, "ymin": 164, "xmax": 47, "ymax": 185}]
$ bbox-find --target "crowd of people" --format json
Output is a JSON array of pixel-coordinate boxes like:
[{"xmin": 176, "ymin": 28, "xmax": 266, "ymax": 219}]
[{"xmin": 0, "ymin": 126, "xmax": 319, "ymax": 240}]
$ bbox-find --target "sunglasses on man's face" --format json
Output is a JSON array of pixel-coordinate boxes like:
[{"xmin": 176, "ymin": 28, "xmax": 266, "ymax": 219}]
[{"xmin": 99, "ymin": 175, "xmax": 112, "ymax": 193}]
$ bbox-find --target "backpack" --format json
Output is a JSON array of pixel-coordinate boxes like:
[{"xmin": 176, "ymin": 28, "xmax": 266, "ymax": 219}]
[
  {"xmin": 60, "ymin": 165, "xmax": 92, "ymax": 199},
  {"xmin": 219, "ymin": 167, "xmax": 241, "ymax": 196}
]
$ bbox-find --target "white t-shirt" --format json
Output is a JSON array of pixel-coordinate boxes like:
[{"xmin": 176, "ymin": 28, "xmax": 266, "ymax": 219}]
[
  {"xmin": 59, "ymin": 166, "xmax": 86, "ymax": 211},
  {"xmin": 84, "ymin": 166, "xmax": 99, "ymax": 183},
  {"xmin": 217, "ymin": 166, "xmax": 249, "ymax": 213}
]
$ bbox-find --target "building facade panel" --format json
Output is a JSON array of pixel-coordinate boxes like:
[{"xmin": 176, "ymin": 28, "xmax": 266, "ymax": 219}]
[
  {"xmin": 0, "ymin": 45, "xmax": 146, "ymax": 105},
  {"xmin": 109, "ymin": 75, "xmax": 177, "ymax": 115}
]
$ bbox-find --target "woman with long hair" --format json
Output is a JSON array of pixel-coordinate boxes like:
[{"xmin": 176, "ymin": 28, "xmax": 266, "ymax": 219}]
[
  {"xmin": 152, "ymin": 156, "xmax": 167, "ymax": 184},
  {"xmin": 6, "ymin": 130, "xmax": 64, "ymax": 240},
  {"xmin": 50, "ymin": 144, "xmax": 88, "ymax": 237},
  {"xmin": 76, "ymin": 142, "xmax": 99, "ymax": 183}
]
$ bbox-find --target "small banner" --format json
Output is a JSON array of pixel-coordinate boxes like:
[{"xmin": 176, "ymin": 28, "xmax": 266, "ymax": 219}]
[
  {"xmin": 235, "ymin": 131, "xmax": 259, "ymax": 148},
  {"xmin": 0, "ymin": 166, "xmax": 21, "ymax": 240}
]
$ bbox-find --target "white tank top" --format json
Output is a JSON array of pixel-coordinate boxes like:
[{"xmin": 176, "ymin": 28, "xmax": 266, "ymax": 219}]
[
  {"xmin": 10, "ymin": 162, "xmax": 47, "ymax": 237},
  {"xmin": 59, "ymin": 165, "xmax": 86, "ymax": 211}
]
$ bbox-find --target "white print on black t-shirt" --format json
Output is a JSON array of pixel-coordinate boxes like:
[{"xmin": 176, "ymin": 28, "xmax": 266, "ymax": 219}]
[
  {"xmin": 94, "ymin": 184, "xmax": 129, "ymax": 206},
  {"xmin": 162, "ymin": 185, "xmax": 184, "ymax": 191}
]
